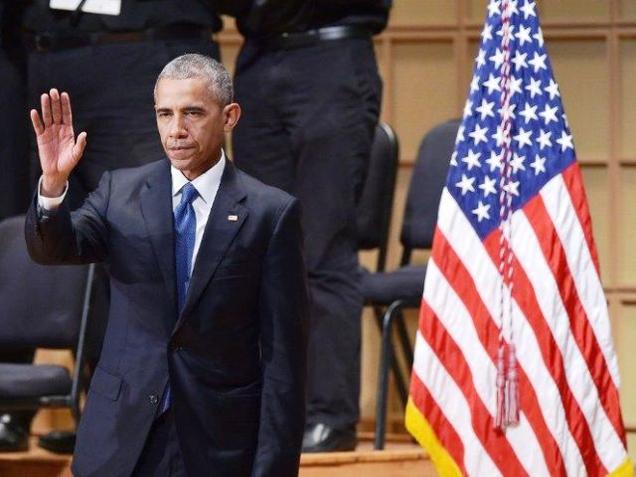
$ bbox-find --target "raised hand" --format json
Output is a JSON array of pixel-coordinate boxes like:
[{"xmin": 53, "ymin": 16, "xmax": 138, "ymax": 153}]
[{"xmin": 30, "ymin": 89, "xmax": 87, "ymax": 197}]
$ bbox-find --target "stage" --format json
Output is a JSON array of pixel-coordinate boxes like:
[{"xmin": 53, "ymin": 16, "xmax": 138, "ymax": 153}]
[{"xmin": 0, "ymin": 433, "xmax": 434, "ymax": 477}]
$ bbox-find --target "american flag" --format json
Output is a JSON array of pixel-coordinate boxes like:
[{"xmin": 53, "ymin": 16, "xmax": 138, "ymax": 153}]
[{"xmin": 404, "ymin": 1, "xmax": 632, "ymax": 475}]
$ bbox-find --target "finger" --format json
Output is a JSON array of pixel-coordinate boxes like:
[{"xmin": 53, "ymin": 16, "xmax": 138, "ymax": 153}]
[
  {"xmin": 50, "ymin": 88, "xmax": 62, "ymax": 124},
  {"xmin": 61, "ymin": 92, "xmax": 73, "ymax": 126},
  {"xmin": 30, "ymin": 109, "xmax": 45, "ymax": 136},
  {"xmin": 72, "ymin": 132, "xmax": 88, "ymax": 163},
  {"xmin": 41, "ymin": 93, "xmax": 52, "ymax": 127}
]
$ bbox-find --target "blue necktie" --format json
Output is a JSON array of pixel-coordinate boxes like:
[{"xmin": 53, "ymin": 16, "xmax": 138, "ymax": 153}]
[
  {"xmin": 174, "ymin": 182, "xmax": 198, "ymax": 312},
  {"xmin": 158, "ymin": 182, "xmax": 198, "ymax": 416}
]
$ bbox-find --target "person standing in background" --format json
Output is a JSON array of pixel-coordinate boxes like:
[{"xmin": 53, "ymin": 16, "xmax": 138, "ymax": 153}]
[
  {"xmin": 0, "ymin": 0, "xmax": 34, "ymax": 453},
  {"xmin": 22, "ymin": 0, "xmax": 223, "ymax": 208},
  {"xmin": 222, "ymin": 0, "xmax": 390, "ymax": 452}
]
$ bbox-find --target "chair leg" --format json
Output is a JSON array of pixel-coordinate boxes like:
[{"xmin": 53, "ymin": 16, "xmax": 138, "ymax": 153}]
[
  {"xmin": 374, "ymin": 300, "xmax": 404, "ymax": 450},
  {"xmin": 395, "ymin": 310, "xmax": 414, "ymax": 372},
  {"xmin": 372, "ymin": 305, "xmax": 409, "ymax": 407}
]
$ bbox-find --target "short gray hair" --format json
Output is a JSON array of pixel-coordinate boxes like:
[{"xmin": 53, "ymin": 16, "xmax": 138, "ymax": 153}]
[{"xmin": 154, "ymin": 54, "xmax": 233, "ymax": 106}]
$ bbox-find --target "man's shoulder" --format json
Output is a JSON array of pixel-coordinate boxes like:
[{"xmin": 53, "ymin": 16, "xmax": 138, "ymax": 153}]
[{"xmin": 108, "ymin": 159, "xmax": 166, "ymax": 183}]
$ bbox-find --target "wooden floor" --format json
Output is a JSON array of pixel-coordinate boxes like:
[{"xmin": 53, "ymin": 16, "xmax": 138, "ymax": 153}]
[{"xmin": 0, "ymin": 433, "xmax": 436, "ymax": 477}]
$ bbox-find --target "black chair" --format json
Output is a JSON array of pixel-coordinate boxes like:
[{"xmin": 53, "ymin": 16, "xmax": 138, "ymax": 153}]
[
  {"xmin": 361, "ymin": 118, "xmax": 461, "ymax": 449},
  {"xmin": 0, "ymin": 215, "xmax": 96, "ymax": 450},
  {"xmin": 357, "ymin": 121, "xmax": 400, "ymax": 273}
]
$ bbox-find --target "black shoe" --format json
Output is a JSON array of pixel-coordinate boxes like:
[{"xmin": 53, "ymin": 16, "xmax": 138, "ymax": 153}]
[
  {"xmin": 38, "ymin": 430, "xmax": 76, "ymax": 454},
  {"xmin": 0, "ymin": 414, "xmax": 29, "ymax": 452},
  {"xmin": 302, "ymin": 423, "xmax": 357, "ymax": 453}
]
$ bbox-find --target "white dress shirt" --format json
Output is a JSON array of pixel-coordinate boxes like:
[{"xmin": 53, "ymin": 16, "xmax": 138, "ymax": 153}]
[{"xmin": 38, "ymin": 151, "xmax": 227, "ymax": 274}]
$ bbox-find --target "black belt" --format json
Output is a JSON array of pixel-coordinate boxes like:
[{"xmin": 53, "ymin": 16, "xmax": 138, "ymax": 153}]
[
  {"xmin": 25, "ymin": 25, "xmax": 214, "ymax": 52},
  {"xmin": 261, "ymin": 25, "xmax": 371, "ymax": 50}
]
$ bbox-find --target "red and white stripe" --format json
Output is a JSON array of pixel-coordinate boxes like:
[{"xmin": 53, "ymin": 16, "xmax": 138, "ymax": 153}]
[{"xmin": 410, "ymin": 163, "xmax": 628, "ymax": 476}]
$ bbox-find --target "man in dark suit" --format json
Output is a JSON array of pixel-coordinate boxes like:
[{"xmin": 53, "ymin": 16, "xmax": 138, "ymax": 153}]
[{"xmin": 25, "ymin": 54, "xmax": 308, "ymax": 477}]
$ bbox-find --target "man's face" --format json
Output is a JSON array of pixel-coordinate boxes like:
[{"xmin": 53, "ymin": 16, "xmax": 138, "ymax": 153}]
[{"xmin": 155, "ymin": 78, "xmax": 240, "ymax": 180}]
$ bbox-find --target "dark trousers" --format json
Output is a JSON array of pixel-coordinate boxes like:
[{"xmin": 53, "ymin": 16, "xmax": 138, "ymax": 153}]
[
  {"xmin": 233, "ymin": 37, "xmax": 382, "ymax": 429},
  {"xmin": 132, "ymin": 409, "xmax": 186, "ymax": 477},
  {"xmin": 0, "ymin": 52, "xmax": 29, "ymax": 220},
  {"xmin": 27, "ymin": 38, "xmax": 220, "ymax": 208}
]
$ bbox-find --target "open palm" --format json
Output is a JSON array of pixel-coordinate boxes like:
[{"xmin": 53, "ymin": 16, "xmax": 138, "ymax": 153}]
[{"xmin": 31, "ymin": 89, "xmax": 87, "ymax": 194}]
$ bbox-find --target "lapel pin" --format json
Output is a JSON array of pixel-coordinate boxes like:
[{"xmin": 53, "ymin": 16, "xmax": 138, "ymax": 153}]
[{"xmin": 228, "ymin": 214, "xmax": 239, "ymax": 222}]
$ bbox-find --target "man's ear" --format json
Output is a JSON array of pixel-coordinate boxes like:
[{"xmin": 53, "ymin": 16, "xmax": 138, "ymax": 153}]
[{"xmin": 223, "ymin": 103, "xmax": 241, "ymax": 132}]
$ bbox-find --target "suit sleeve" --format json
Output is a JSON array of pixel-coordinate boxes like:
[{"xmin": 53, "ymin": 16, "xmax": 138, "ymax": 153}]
[
  {"xmin": 25, "ymin": 171, "xmax": 111, "ymax": 265},
  {"xmin": 252, "ymin": 197, "xmax": 309, "ymax": 477}
]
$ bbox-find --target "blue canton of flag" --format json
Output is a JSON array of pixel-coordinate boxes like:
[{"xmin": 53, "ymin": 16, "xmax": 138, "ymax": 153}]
[{"xmin": 449, "ymin": 0, "xmax": 575, "ymax": 239}]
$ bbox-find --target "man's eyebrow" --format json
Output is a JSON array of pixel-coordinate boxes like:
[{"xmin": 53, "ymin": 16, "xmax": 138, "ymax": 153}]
[{"xmin": 183, "ymin": 106, "xmax": 206, "ymax": 112}]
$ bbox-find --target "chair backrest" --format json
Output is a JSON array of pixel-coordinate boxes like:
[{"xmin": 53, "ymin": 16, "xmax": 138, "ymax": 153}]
[
  {"xmin": 400, "ymin": 118, "xmax": 461, "ymax": 252},
  {"xmin": 0, "ymin": 215, "xmax": 91, "ymax": 349},
  {"xmin": 356, "ymin": 122, "xmax": 399, "ymax": 272}
]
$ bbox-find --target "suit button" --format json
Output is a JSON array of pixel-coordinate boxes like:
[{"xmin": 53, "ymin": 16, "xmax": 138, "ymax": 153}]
[{"xmin": 149, "ymin": 394, "xmax": 159, "ymax": 405}]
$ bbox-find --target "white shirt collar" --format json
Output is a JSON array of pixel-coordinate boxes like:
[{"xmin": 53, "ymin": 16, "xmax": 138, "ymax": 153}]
[{"xmin": 171, "ymin": 150, "xmax": 226, "ymax": 204}]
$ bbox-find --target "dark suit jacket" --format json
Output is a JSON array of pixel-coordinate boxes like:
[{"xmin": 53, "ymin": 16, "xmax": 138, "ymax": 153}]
[{"xmin": 25, "ymin": 159, "xmax": 308, "ymax": 477}]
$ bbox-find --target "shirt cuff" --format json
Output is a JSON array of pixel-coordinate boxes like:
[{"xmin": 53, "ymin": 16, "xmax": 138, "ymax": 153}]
[{"xmin": 37, "ymin": 176, "xmax": 69, "ymax": 211}]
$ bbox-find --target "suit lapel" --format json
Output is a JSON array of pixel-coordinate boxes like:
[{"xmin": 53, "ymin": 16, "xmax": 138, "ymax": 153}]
[
  {"xmin": 174, "ymin": 162, "xmax": 248, "ymax": 332},
  {"xmin": 139, "ymin": 161, "xmax": 178, "ymax": 324}
]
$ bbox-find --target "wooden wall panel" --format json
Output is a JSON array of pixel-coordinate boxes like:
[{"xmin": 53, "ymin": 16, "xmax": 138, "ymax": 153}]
[
  {"xmin": 620, "ymin": 0, "xmax": 636, "ymax": 20},
  {"xmin": 548, "ymin": 40, "xmax": 610, "ymax": 162},
  {"xmin": 538, "ymin": 0, "xmax": 610, "ymax": 22},
  {"xmin": 393, "ymin": 41, "xmax": 457, "ymax": 164},
  {"xmin": 581, "ymin": 166, "xmax": 612, "ymax": 285},
  {"xmin": 616, "ymin": 303, "xmax": 636, "ymax": 429},
  {"xmin": 392, "ymin": 0, "xmax": 456, "ymax": 26},
  {"xmin": 620, "ymin": 39, "xmax": 636, "ymax": 160},
  {"xmin": 618, "ymin": 167, "xmax": 636, "ymax": 285}
]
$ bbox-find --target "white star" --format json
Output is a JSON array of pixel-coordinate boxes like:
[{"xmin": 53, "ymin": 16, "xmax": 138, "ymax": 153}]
[
  {"xmin": 456, "ymin": 174, "xmax": 476, "ymax": 195},
  {"xmin": 510, "ymin": 153, "xmax": 526, "ymax": 173},
  {"xmin": 511, "ymin": 51, "xmax": 528, "ymax": 71},
  {"xmin": 456, "ymin": 125, "xmax": 465, "ymax": 144},
  {"xmin": 545, "ymin": 78, "xmax": 560, "ymax": 100},
  {"xmin": 507, "ymin": 0, "xmax": 519, "ymax": 15},
  {"xmin": 497, "ymin": 23, "xmax": 515, "ymax": 39},
  {"xmin": 539, "ymin": 104, "xmax": 559, "ymax": 125},
  {"xmin": 487, "ymin": 0, "xmax": 501, "ymax": 17},
  {"xmin": 537, "ymin": 129, "xmax": 552, "ymax": 149},
  {"xmin": 476, "ymin": 99, "xmax": 495, "ymax": 120},
  {"xmin": 516, "ymin": 25, "xmax": 533, "ymax": 46},
  {"xmin": 562, "ymin": 113, "xmax": 570, "ymax": 128},
  {"xmin": 450, "ymin": 151, "xmax": 458, "ymax": 166},
  {"xmin": 556, "ymin": 130, "xmax": 574, "ymax": 151},
  {"xmin": 472, "ymin": 201, "xmax": 491, "ymax": 222},
  {"xmin": 525, "ymin": 77, "xmax": 542, "ymax": 98},
  {"xmin": 469, "ymin": 124, "xmax": 489, "ymax": 145},
  {"xmin": 479, "ymin": 176, "xmax": 497, "ymax": 198},
  {"xmin": 490, "ymin": 48, "xmax": 506, "ymax": 69},
  {"xmin": 509, "ymin": 76, "xmax": 523, "ymax": 97},
  {"xmin": 476, "ymin": 49, "xmax": 486, "ymax": 68},
  {"xmin": 521, "ymin": 0, "xmax": 537, "ymax": 19},
  {"xmin": 530, "ymin": 154, "xmax": 546, "ymax": 175},
  {"xmin": 498, "ymin": 103, "xmax": 516, "ymax": 120},
  {"xmin": 519, "ymin": 102, "xmax": 538, "ymax": 123},
  {"xmin": 513, "ymin": 127, "xmax": 533, "ymax": 148},
  {"xmin": 533, "ymin": 28, "xmax": 545, "ymax": 48},
  {"xmin": 492, "ymin": 125, "xmax": 506, "ymax": 146},
  {"xmin": 486, "ymin": 150, "xmax": 503, "ymax": 171},
  {"xmin": 483, "ymin": 74, "xmax": 502, "ymax": 94},
  {"xmin": 528, "ymin": 52, "xmax": 547, "ymax": 73},
  {"xmin": 482, "ymin": 24, "xmax": 493, "ymax": 41},
  {"xmin": 503, "ymin": 181, "xmax": 520, "ymax": 196},
  {"xmin": 470, "ymin": 75, "xmax": 480, "ymax": 93},
  {"xmin": 463, "ymin": 99, "xmax": 473, "ymax": 118},
  {"xmin": 462, "ymin": 149, "xmax": 482, "ymax": 170}
]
